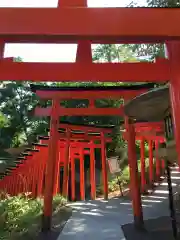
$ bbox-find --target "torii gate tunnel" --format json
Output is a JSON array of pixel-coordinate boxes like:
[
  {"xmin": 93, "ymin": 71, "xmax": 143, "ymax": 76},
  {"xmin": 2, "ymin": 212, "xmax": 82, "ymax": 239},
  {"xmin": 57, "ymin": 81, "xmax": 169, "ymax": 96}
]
[
  {"xmin": 0, "ymin": 0, "xmax": 180, "ymax": 233},
  {"xmin": 30, "ymin": 84, "xmax": 163, "ymax": 231},
  {"xmin": 122, "ymin": 121, "xmax": 165, "ymax": 193}
]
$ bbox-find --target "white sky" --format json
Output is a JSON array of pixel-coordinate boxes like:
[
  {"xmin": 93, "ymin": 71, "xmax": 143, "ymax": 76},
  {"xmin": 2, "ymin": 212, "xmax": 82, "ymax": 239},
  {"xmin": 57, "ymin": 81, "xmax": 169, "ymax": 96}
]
[{"xmin": 1, "ymin": 0, "xmax": 147, "ymax": 62}]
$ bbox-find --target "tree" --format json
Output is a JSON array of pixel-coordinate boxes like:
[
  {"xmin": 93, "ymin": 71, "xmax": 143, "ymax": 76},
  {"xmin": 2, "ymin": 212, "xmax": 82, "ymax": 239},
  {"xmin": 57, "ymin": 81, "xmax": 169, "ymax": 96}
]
[
  {"xmin": 147, "ymin": 0, "xmax": 180, "ymax": 7},
  {"xmin": 128, "ymin": 0, "xmax": 180, "ymax": 59},
  {"xmin": 93, "ymin": 44, "xmax": 137, "ymax": 63},
  {"xmin": 0, "ymin": 81, "xmax": 47, "ymax": 148},
  {"xmin": 92, "ymin": 44, "xmax": 140, "ymax": 156},
  {"xmin": 0, "ymin": 56, "xmax": 49, "ymax": 149}
]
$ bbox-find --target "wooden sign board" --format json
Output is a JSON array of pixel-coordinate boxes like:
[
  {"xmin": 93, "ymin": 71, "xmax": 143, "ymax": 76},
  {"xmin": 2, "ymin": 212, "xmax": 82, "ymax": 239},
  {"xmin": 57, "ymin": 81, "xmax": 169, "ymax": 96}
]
[{"xmin": 107, "ymin": 157, "xmax": 121, "ymax": 174}]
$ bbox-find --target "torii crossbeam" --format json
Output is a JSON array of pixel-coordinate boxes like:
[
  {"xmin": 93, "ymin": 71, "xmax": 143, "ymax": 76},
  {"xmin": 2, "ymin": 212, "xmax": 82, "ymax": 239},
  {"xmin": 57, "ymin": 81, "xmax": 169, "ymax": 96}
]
[{"xmin": 0, "ymin": 8, "xmax": 180, "ymax": 43}]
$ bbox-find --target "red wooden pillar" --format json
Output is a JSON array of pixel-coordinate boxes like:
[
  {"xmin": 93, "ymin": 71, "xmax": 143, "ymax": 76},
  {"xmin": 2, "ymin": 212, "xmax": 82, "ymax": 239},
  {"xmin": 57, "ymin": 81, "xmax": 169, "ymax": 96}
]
[
  {"xmin": 0, "ymin": 41, "xmax": 4, "ymax": 58},
  {"xmin": 15, "ymin": 173, "xmax": 19, "ymax": 195},
  {"xmin": 35, "ymin": 153, "xmax": 42, "ymax": 197},
  {"xmin": 166, "ymin": 41, "xmax": 180, "ymax": 167},
  {"xmin": 27, "ymin": 158, "xmax": 33, "ymax": 193},
  {"xmin": 62, "ymin": 128, "xmax": 70, "ymax": 198},
  {"xmin": 59, "ymin": 0, "xmax": 92, "ymax": 68},
  {"xmin": 25, "ymin": 158, "xmax": 30, "ymax": 192},
  {"xmin": 148, "ymin": 140, "xmax": 154, "ymax": 184},
  {"xmin": 11, "ymin": 175, "xmax": 15, "ymax": 195},
  {"xmin": 59, "ymin": 0, "xmax": 87, "ymax": 7},
  {"xmin": 42, "ymin": 99, "xmax": 59, "ymax": 232},
  {"xmin": 16, "ymin": 174, "xmax": 21, "ymax": 195},
  {"xmin": 14, "ymin": 165, "xmax": 21, "ymax": 195},
  {"xmin": 35, "ymin": 160, "xmax": 41, "ymax": 197},
  {"xmin": 36, "ymin": 149, "xmax": 43, "ymax": 196},
  {"xmin": 126, "ymin": 117, "xmax": 143, "ymax": 228},
  {"xmin": 8, "ymin": 177, "xmax": 12, "ymax": 195},
  {"xmin": 101, "ymin": 132, "xmax": 108, "ymax": 200},
  {"xmin": 37, "ymin": 161, "xmax": 45, "ymax": 196},
  {"xmin": 155, "ymin": 140, "xmax": 161, "ymax": 180},
  {"xmin": 53, "ymin": 141, "xmax": 61, "ymax": 195},
  {"xmin": 71, "ymin": 150, "xmax": 76, "ymax": 201},
  {"xmin": 10, "ymin": 177, "xmax": 14, "ymax": 194},
  {"xmin": 32, "ymin": 164, "xmax": 37, "ymax": 198},
  {"xmin": 79, "ymin": 147, "xmax": 85, "ymax": 200},
  {"xmin": 140, "ymin": 138, "xmax": 146, "ymax": 193},
  {"xmin": 59, "ymin": 1, "xmax": 89, "ymax": 199},
  {"xmin": 12, "ymin": 175, "xmax": 16, "ymax": 196},
  {"xmin": 90, "ymin": 141, "xmax": 96, "ymax": 200},
  {"xmin": 5, "ymin": 177, "xmax": 10, "ymax": 193},
  {"xmin": 9, "ymin": 178, "xmax": 13, "ymax": 195}
]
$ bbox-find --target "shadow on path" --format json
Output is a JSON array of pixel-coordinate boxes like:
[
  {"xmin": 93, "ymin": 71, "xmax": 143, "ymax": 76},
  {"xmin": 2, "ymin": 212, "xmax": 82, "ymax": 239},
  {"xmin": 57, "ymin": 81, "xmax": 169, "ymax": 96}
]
[{"xmin": 57, "ymin": 166, "xmax": 180, "ymax": 240}]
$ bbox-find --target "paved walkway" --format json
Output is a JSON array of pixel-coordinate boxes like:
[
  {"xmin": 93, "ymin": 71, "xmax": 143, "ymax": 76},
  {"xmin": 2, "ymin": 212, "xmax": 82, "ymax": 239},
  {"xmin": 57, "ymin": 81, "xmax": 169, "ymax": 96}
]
[{"xmin": 57, "ymin": 166, "xmax": 180, "ymax": 240}]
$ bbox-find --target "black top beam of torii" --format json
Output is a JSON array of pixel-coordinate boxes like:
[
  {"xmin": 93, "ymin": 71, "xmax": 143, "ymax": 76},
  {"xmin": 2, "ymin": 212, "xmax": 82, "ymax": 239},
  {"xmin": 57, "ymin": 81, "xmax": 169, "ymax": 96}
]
[{"xmin": 30, "ymin": 83, "xmax": 156, "ymax": 92}]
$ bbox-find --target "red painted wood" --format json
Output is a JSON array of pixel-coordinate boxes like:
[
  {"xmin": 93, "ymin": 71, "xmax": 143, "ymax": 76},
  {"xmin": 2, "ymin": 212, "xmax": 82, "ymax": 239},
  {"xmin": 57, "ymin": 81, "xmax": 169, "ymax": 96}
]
[
  {"xmin": 140, "ymin": 138, "xmax": 146, "ymax": 192},
  {"xmin": 0, "ymin": 8, "xmax": 179, "ymax": 43},
  {"xmin": 123, "ymin": 132, "xmax": 165, "ymax": 141},
  {"xmin": 0, "ymin": 41, "xmax": 4, "ymax": 58},
  {"xmin": 34, "ymin": 147, "xmax": 46, "ymax": 196},
  {"xmin": 53, "ymin": 141, "xmax": 61, "ymax": 196},
  {"xmin": 167, "ymin": 41, "xmax": 180, "ymax": 167},
  {"xmin": 70, "ymin": 153, "xmax": 76, "ymax": 201},
  {"xmin": 43, "ymin": 99, "xmax": 59, "ymax": 230},
  {"xmin": 148, "ymin": 140, "xmax": 154, "ymax": 184},
  {"xmin": 35, "ymin": 89, "xmax": 151, "ymax": 100},
  {"xmin": 59, "ymin": 0, "xmax": 87, "ymax": 7},
  {"xmin": 79, "ymin": 148, "xmax": 85, "ymax": 200},
  {"xmin": 62, "ymin": 128, "xmax": 71, "ymax": 198},
  {"xmin": 101, "ymin": 132, "xmax": 108, "ymax": 200},
  {"xmin": 0, "ymin": 61, "xmax": 169, "ymax": 82},
  {"xmin": 90, "ymin": 142, "xmax": 96, "ymax": 200},
  {"xmin": 155, "ymin": 140, "xmax": 161, "ymax": 179},
  {"xmin": 126, "ymin": 118, "xmax": 143, "ymax": 227},
  {"xmin": 59, "ymin": 123, "xmax": 112, "ymax": 133},
  {"xmin": 32, "ymin": 166, "xmax": 37, "ymax": 197},
  {"xmin": 59, "ymin": 135, "xmax": 112, "ymax": 142},
  {"xmin": 35, "ymin": 106, "xmax": 124, "ymax": 116},
  {"xmin": 134, "ymin": 121, "xmax": 164, "ymax": 129},
  {"xmin": 37, "ymin": 162, "xmax": 45, "ymax": 196},
  {"xmin": 42, "ymin": 138, "xmax": 110, "ymax": 149}
]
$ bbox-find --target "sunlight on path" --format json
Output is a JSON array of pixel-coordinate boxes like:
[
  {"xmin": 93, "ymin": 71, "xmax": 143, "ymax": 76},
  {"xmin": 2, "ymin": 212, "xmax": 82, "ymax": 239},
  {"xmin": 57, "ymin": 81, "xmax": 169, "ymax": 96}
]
[{"xmin": 57, "ymin": 166, "xmax": 180, "ymax": 240}]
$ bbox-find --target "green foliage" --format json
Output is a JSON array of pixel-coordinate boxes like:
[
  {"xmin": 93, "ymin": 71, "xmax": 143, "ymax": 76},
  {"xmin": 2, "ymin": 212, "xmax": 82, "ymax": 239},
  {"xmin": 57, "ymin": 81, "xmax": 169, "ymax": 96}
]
[
  {"xmin": 0, "ymin": 194, "xmax": 42, "ymax": 239},
  {"xmin": 97, "ymin": 157, "xmax": 157, "ymax": 196},
  {"xmin": 0, "ymin": 193, "xmax": 67, "ymax": 240},
  {"xmin": 147, "ymin": 0, "xmax": 180, "ymax": 7},
  {"xmin": 52, "ymin": 194, "xmax": 67, "ymax": 210},
  {"xmin": 128, "ymin": 0, "xmax": 180, "ymax": 60},
  {"xmin": 93, "ymin": 44, "xmax": 137, "ymax": 63},
  {"xmin": 0, "ymin": 81, "xmax": 46, "ymax": 148},
  {"xmin": 0, "ymin": 112, "xmax": 9, "ymax": 128}
]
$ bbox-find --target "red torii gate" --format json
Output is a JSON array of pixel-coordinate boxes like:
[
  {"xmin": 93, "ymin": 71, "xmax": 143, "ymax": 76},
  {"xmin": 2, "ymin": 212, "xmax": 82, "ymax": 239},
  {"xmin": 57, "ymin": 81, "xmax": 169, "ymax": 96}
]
[
  {"xmin": 32, "ymin": 84, "xmax": 155, "ymax": 230},
  {"xmin": 1, "ymin": 121, "xmax": 166, "ymax": 200},
  {"xmin": 40, "ymin": 125, "xmax": 113, "ymax": 201},
  {"xmin": 122, "ymin": 121, "xmax": 165, "ymax": 193},
  {"xmin": 0, "ymin": 125, "xmax": 112, "ymax": 198},
  {"xmin": 1, "ymin": 0, "xmax": 180, "ymax": 233}
]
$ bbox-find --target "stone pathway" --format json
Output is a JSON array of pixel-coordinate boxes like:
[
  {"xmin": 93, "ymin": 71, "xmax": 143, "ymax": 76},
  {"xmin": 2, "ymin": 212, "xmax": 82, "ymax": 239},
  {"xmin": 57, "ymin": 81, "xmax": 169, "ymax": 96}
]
[{"xmin": 57, "ymin": 166, "xmax": 180, "ymax": 240}]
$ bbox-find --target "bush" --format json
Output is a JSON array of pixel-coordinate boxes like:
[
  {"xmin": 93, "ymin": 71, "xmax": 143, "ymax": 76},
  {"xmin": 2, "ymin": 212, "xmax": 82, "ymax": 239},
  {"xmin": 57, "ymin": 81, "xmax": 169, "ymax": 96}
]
[
  {"xmin": 0, "ymin": 194, "xmax": 42, "ymax": 239},
  {"xmin": 0, "ymin": 192, "xmax": 67, "ymax": 240}
]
